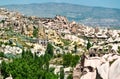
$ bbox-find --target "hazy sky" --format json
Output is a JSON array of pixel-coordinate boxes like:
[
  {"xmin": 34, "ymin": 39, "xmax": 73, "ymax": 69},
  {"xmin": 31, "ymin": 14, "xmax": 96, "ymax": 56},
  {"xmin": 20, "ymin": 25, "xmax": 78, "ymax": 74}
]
[{"xmin": 0, "ymin": 0, "xmax": 120, "ymax": 9}]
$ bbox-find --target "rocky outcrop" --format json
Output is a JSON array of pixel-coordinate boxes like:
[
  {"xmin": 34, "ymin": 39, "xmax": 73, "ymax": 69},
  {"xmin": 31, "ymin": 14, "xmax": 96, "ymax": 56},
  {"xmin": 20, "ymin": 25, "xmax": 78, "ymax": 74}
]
[
  {"xmin": 109, "ymin": 59, "xmax": 120, "ymax": 79},
  {"xmin": 97, "ymin": 62, "xmax": 109, "ymax": 79},
  {"xmin": 97, "ymin": 54, "xmax": 120, "ymax": 79},
  {"xmin": 79, "ymin": 54, "xmax": 120, "ymax": 79}
]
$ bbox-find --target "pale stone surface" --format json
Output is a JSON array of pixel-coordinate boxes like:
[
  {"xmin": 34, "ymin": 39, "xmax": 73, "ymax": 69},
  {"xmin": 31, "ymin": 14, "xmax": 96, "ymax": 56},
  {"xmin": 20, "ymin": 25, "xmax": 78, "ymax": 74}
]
[
  {"xmin": 97, "ymin": 62, "xmax": 109, "ymax": 79},
  {"xmin": 109, "ymin": 59, "xmax": 120, "ymax": 79},
  {"xmin": 1, "ymin": 45, "xmax": 22, "ymax": 55},
  {"xmin": 79, "ymin": 54, "xmax": 120, "ymax": 79},
  {"xmin": 84, "ymin": 57, "xmax": 101, "ymax": 68},
  {"xmin": 80, "ymin": 71, "xmax": 96, "ymax": 79}
]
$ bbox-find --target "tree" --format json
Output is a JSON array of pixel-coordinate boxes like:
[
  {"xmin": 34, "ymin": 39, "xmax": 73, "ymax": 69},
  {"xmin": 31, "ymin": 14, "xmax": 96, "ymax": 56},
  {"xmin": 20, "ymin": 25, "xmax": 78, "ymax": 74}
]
[
  {"xmin": 74, "ymin": 44, "xmax": 77, "ymax": 53},
  {"xmin": 63, "ymin": 53, "xmax": 72, "ymax": 67},
  {"xmin": 33, "ymin": 26, "xmax": 38, "ymax": 37},
  {"xmin": 1, "ymin": 20, "xmax": 5, "ymax": 24},
  {"xmin": 63, "ymin": 54, "xmax": 80, "ymax": 67},
  {"xmin": 45, "ymin": 43, "xmax": 54, "ymax": 57},
  {"xmin": 8, "ymin": 39, "xmax": 13, "ymax": 45},
  {"xmin": 1, "ymin": 50, "xmax": 58, "ymax": 79},
  {"xmin": 87, "ymin": 39, "xmax": 92, "ymax": 50},
  {"xmin": 60, "ymin": 67, "xmax": 64, "ymax": 79},
  {"xmin": 71, "ymin": 55, "xmax": 80, "ymax": 67},
  {"xmin": 67, "ymin": 74, "xmax": 73, "ymax": 79},
  {"xmin": 0, "ymin": 52, "xmax": 4, "ymax": 57}
]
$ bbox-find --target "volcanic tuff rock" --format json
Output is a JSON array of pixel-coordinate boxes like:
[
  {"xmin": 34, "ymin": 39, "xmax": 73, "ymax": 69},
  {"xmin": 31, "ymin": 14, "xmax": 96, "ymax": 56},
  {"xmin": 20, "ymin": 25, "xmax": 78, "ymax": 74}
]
[{"xmin": 78, "ymin": 54, "xmax": 120, "ymax": 79}]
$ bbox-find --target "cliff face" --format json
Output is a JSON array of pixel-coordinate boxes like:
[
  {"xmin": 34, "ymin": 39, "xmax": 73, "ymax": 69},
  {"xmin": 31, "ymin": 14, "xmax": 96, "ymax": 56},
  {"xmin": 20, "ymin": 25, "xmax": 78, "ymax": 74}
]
[{"xmin": 78, "ymin": 54, "xmax": 120, "ymax": 79}]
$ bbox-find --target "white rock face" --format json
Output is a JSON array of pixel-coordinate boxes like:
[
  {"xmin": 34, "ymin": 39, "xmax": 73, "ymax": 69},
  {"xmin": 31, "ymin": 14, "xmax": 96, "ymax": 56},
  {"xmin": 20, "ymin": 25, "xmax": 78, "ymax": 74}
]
[
  {"xmin": 80, "ymin": 57, "xmax": 101, "ymax": 79},
  {"xmin": 81, "ymin": 71, "xmax": 96, "ymax": 79},
  {"xmin": 80, "ymin": 54, "xmax": 120, "ymax": 79},
  {"xmin": 97, "ymin": 54, "xmax": 120, "ymax": 79},
  {"xmin": 84, "ymin": 57, "xmax": 101, "ymax": 68},
  {"xmin": 109, "ymin": 59, "xmax": 120, "ymax": 79},
  {"xmin": 97, "ymin": 62, "xmax": 109, "ymax": 79}
]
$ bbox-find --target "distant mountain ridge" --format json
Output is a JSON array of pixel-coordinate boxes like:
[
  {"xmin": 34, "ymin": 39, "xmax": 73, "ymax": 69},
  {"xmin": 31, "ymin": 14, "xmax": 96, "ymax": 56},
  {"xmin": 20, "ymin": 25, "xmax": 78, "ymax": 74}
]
[{"xmin": 1, "ymin": 3, "xmax": 120, "ymax": 28}]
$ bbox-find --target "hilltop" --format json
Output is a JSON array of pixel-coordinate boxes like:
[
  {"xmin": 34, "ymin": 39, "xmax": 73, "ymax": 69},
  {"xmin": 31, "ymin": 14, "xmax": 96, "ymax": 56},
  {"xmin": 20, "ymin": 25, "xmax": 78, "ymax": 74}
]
[{"xmin": 1, "ymin": 3, "xmax": 120, "ymax": 28}]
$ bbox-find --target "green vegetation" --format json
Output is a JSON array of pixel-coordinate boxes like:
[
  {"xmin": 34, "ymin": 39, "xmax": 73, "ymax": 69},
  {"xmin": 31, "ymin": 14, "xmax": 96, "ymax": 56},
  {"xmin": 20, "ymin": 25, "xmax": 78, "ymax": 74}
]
[
  {"xmin": 118, "ymin": 46, "xmax": 120, "ymax": 54},
  {"xmin": 1, "ymin": 50, "xmax": 58, "ymax": 79},
  {"xmin": 0, "ymin": 41, "xmax": 4, "ymax": 47},
  {"xmin": 60, "ymin": 67, "xmax": 64, "ymax": 79},
  {"xmin": 8, "ymin": 39, "xmax": 13, "ymax": 45},
  {"xmin": 4, "ymin": 30, "xmax": 34, "ymax": 48},
  {"xmin": 87, "ymin": 39, "xmax": 92, "ymax": 50},
  {"xmin": 33, "ymin": 26, "xmax": 38, "ymax": 37},
  {"xmin": 109, "ymin": 59, "xmax": 116, "ymax": 66},
  {"xmin": 0, "ymin": 20, "xmax": 5, "ymax": 24},
  {"xmin": 61, "ymin": 39, "xmax": 71, "ymax": 46},
  {"xmin": 67, "ymin": 74, "xmax": 73, "ymax": 79},
  {"xmin": 63, "ymin": 53, "xmax": 80, "ymax": 67},
  {"xmin": 74, "ymin": 44, "xmax": 77, "ymax": 53},
  {"xmin": 0, "ymin": 52, "xmax": 4, "ymax": 57},
  {"xmin": 45, "ymin": 43, "xmax": 54, "ymax": 57}
]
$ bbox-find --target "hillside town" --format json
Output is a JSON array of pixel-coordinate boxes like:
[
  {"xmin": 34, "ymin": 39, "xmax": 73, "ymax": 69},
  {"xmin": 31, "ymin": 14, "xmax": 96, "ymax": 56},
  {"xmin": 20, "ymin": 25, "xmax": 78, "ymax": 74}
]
[{"xmin": 0, "ymin": 8, "xmax": 120, "ymax": 79}]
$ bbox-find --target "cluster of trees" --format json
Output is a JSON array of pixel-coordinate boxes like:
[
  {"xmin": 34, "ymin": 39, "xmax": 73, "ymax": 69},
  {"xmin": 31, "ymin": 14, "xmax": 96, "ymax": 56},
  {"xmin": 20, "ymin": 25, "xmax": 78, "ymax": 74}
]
[
  {"xmin": 0, "ymin": 42, "xmax": 80, "ymax": 79},
  {"xmin": 63, "ymin": 53, "xmax": 80, "ymax": 67},
  {"xmin": 1, "ymin": 43, "xmax": 57, "ymax": 79}
]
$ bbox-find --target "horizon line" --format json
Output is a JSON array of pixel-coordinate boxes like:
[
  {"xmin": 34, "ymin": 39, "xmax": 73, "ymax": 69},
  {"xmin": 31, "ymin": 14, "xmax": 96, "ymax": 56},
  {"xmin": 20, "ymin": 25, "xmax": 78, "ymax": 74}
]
[{"xmin": 0, "ymin": 2, "xmax": 120, "ymax": 10}]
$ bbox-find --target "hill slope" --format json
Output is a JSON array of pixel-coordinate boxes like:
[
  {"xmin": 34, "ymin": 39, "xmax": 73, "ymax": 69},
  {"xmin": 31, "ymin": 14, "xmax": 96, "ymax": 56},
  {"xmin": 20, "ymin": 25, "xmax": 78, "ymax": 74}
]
[{"xmin": 1, "ymin": 3, "xmax": 120, "ymax": 28}]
